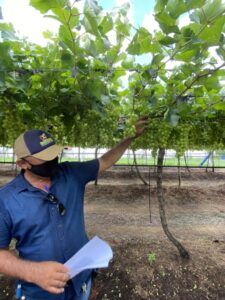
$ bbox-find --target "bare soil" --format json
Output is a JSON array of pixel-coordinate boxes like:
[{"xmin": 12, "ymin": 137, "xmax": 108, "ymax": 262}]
[{"xmin": 1, "ymin": 166, "xmax": 225, "ymax": 299}]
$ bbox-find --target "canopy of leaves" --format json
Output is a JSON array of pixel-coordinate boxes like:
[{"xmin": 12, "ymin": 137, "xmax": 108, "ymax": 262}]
[{"xmin": 1, "ymin": 0, "xmax": 225, "ymax": 156}]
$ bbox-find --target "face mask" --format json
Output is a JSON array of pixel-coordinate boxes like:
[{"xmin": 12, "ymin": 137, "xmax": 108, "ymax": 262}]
[{"xmin": 23, "ymin": 157, "xmax": 59, "ymax": 178}]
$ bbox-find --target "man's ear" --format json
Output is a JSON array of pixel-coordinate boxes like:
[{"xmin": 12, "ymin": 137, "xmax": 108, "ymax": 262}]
[{"xmin": 16, "ymin": 159, "xmax": 29, "ymax": 170}]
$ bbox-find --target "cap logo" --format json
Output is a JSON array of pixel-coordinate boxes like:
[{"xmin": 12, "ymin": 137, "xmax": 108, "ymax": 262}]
[{"xmin": 39, "ymin": 133, "xmax": 54, "ymax": 147}]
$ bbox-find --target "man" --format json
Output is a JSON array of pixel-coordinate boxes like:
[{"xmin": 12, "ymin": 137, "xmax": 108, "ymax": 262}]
[{"xmin": 0, "ymin": 118, "xmax": 147, "ymax": 300}]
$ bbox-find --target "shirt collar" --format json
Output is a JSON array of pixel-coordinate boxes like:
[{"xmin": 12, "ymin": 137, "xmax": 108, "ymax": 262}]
[
  {"xmin": 15, "ymin": 166, "xmax": 63, "ymax": 194},
  {"xmin": 14, "ymin": 172, "xmax": 36, "ymax": 193}
]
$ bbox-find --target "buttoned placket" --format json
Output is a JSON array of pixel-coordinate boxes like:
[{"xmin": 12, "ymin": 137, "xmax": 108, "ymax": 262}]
[
  {"xmin": 46, "ymin": 182, "xmax": 69, "ymax": 267},
  {"xmin": 26, "ymin": 179, "xmax": 67, "ymax": 259},
  {"xmin": 49, "ymin": 206, "xmax": 65, "ymax": 241},
  {"xmin": 21, "ymin": 173, "xmax": 67, "ymax": 245},
  {"xmin": 38, "ymin": 187, "xmax": 70, "ymax": 300},
  {"xmin": 16, "ymin": 182, "xmax": 67, "ymax": 299}
]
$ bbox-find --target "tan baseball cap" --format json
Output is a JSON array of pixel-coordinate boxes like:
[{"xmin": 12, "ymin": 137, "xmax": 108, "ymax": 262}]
[{"xmin": 14, "ymin": 129, "xmax": 63, "ymax": 161}]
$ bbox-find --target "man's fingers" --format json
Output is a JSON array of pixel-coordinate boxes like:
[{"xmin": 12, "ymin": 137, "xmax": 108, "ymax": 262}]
[
  {"xmin": 55, "ymin": 264, "xmax": 69, "ymax": 273},
  {"xmin": 52, "ymin": 280, "xmax": 67, "ymax": 288},
  {"xmin": 48, "ymin": 286, "xmax": 65, "ymax": 294},
  {"xmin": 55, "ymin": 272, "xmax": 70, "ymax": 282}
]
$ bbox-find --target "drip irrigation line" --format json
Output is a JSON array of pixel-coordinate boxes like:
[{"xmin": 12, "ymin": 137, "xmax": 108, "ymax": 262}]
[{"xmin": 112, "ymin": 164, "xmax": 225, "ymax": 169}]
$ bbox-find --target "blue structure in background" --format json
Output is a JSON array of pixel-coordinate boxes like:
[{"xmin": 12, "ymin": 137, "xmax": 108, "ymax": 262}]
[{"xmin": 199, "ymin": 153, "xmax": 212, "ymax": 167}]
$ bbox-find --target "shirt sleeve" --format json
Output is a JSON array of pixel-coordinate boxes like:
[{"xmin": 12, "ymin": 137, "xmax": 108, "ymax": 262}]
[
  {"xmin": 67, "ymin": 159, "xmax": 99, "ymax": 185},
  {"xmin": 0, "ymin": 210, "xmax": 12, "ymax": 248}
]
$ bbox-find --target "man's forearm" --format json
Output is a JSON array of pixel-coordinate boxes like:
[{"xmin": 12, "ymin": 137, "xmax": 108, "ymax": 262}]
[
  {"xmin": 99, "ymin": 137, "xmax": 134, "ymax": 171},
  {"xmin": 0, "ymin": 249, "xmax": 34, "ymax": 282},
  {"xmin": 0, "ymin": 250, "xmax": 70, "ymax": 294}
]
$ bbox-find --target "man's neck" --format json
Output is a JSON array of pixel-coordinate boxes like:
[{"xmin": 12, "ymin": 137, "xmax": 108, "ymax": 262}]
[{"xmin": 24, "ymin": 170, "xmax": 51, "ymax": 191}]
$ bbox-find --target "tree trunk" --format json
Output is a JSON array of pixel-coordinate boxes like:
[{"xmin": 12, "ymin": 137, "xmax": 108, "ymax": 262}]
[
  {"xmin": 94, "ymin": 147, "xmax": 99, "ymax": 186},
  {"xmin": 157, "ymin": 148, "xmax": 190, "ymax": 259},
  {"xmin": 132, "ymin": 149, "xmax": 148, "ymax": 186},
  {"xmin": 177, "ymin": 157, "xmax": 181, "ymax": 188},
  {"xmin": 184, "ymin": 153, "xmax": 190, "ymax": 173}
]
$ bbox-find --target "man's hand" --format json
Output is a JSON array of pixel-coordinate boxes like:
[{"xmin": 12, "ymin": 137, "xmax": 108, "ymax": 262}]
[
  {"xmin": 134, "ymin": 116, "xmax": 149, "ymax": 138},
  {"xmin": 30, "ymin": 261, "xmax": 70, "ymax": 294},
  {"xmin": 98, "ymin": 116, "xmax": 149, "ymax": 172}
]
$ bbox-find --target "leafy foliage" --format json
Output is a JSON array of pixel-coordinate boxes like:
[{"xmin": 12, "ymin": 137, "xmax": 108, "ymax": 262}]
[{"xmin": 1, "ymin": 0, "xmax": 225, "ymax": 156}]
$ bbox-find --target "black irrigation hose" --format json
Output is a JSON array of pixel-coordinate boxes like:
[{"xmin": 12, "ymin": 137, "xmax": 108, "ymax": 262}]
[{"xmin": 112, "ymin": 164, "xmax": 225, "ymax": 169}]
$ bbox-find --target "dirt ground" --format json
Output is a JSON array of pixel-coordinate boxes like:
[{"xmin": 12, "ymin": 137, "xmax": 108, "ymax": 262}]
[{"xmin": 1, "ymin": 166, "xmax": 225, "ymax": 299}]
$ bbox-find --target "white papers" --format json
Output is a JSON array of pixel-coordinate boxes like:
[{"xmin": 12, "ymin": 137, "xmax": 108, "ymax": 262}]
[{"xmin": 64, "ymin": 236, "xmax": 113, "ymax": 279}]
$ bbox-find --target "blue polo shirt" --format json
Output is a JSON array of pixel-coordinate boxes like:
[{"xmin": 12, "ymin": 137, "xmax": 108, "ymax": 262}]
[{"xmin": 0, "ymin": 159, "xmax": 99, "ymax": 299}]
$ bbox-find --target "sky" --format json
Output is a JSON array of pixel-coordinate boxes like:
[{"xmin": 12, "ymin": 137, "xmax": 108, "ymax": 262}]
[
  {"xmin": 98, "ymin": 0, "xmax": 155, "ymax": 27},
  {"xmin": 0, "ymin": 0, "xmax": 156, "ymax": 45}
]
